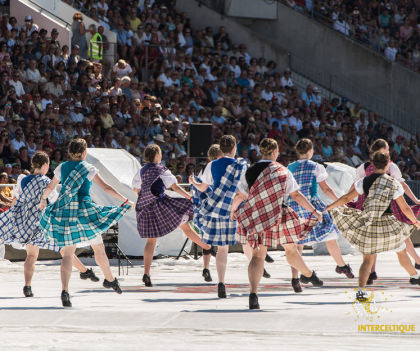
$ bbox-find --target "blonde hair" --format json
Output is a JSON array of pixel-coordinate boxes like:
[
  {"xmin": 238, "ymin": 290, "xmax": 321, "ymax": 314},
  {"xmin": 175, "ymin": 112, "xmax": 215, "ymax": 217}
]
[
  {"xmin": 295, "ymin": 138, "xmax": 313, "ymax": 156},
  {"xmin": 259, "ymin": 138, "xmax": 278, "ymax": 157},
  {"xmin": 68, "ymin": 138, "xmax": 87, "ymax": 160},
  {"xmin": 207, "ymin": 144, "xmax": 223, "ymax": 161}
]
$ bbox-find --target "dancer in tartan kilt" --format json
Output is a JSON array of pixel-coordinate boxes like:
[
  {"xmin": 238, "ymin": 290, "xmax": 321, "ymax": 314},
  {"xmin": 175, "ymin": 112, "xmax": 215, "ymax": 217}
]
[
  {"xmin": 286, "ymin": 139, "xmax": 354, "ymax": 293},
  {"xmin": 0, "ymin": 151, "xmax": 101, "ymax": 298},
  {"xmin": 39, "ymin": 139, "xmax": 134, "ymax": 307},
  {"xmin": 348, "ymin": 139, "xmax": 420, "ymax": 284},
  {"xmin": 189, "ymin": 135, "xmax": 248, "ymax": 299},
  {"xmin": 231, "ymin": 138, "xmax": 323, "ymax": 309},
  {"xmin": 133, "ymin": 144, "xmax": 211, "ymax": 288},
  {"xmin": 326, "ymin": 151, "xmax": 420, "ymax": 302}
]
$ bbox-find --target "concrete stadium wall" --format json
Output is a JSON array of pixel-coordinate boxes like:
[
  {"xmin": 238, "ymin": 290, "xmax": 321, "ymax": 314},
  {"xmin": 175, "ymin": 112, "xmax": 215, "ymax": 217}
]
[{"xmin": 176, "ymin": 0, "xmax": 289, "ymax": 69}]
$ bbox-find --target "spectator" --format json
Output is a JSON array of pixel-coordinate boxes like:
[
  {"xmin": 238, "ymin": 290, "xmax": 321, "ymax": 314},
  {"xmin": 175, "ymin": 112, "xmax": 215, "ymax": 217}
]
[{"xmin": 71, "ymin": 12, "xmax": 88, "ymax": 58}]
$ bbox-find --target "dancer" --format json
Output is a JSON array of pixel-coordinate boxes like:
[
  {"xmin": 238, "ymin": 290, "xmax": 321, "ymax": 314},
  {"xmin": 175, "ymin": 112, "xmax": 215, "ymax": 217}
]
[
  {"xmin": 325, "ymin": 151, "xmax": 420, "ymax": 301},
  {"xmin": 286, "ymin": 139, "xmax": 354, "ymax": 293},
  {"xmin": 348, "ymin": 139, "xmax": 420, "ymax": 284},
  {"xmin": 231, "ymin": 138, "xmax": 323, "ymax": 309},
  {"xmin": 0, "ymin": 151, "xmax": 100, "ymax": 297},
  {"xmin": 189, "ymin": 135, "xmax": 248, "ymax": 298},
  {"xmin": 133, "ymin": 144, "xmax": 212, "ymax": 287},
  {"xmin": 39, "ymin": 139, "xmax": 133, "ymax": 307},
  {"xmin": 191, "ymin": 144, "xmax": 273, "ymax": 282}
]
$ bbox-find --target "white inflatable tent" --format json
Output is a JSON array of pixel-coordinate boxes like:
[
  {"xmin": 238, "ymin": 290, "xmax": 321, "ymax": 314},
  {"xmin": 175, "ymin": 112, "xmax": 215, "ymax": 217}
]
[{"xmin": 86, "ymin": 148, "xmax": 191, "ymax": 257}]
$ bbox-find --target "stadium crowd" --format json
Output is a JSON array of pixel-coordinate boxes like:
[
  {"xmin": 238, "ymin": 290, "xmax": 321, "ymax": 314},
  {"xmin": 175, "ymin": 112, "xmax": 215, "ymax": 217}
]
[
  {"xmin": 282, "ymin": 0, "xmax": 420, "ymax": 73},
  {"xmin": 1, "ymin": 0, "xmax": 420, "ymax": 210}
]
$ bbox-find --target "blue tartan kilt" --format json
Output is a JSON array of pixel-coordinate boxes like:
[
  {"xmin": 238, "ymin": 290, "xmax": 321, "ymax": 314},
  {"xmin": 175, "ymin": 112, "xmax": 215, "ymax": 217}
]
[
  {"xmin": 198, "ymin": 215, "xmax": 237, "ymax": 246},
  {"xmin": 40, "ymin": 197, "xmax": 131, "ymax": 247},
  {"xmin": 288, "ymin": 197, "xmax": 340, "ymax": 245}
]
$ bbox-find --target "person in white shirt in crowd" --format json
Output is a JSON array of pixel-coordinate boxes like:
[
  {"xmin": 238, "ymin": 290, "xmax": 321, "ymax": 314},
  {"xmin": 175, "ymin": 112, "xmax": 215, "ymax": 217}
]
[
  {"xmin": 281, "ymin": 68, "xmax": 294, "ymax": 88},
  {"xmin": 261, "ymin": 84, "xmax": 273, "ymax": 102},
  {"xmin": 70, "ymin": 102, "xmax": 84, "ymax": 123},
  {"xmin": 333, "ymin": 15, "xmax": 350, "ymax": 36},
  {"xmin": 313, "ymin": 87, "xmax": 322, "ymax": 106},
  {"xmin": 288, "ymin": 109, "xmax": 303, "ymax": 131},
  {"xmin": 301, "ymin": 85, "xmax": 316, "ymax": 106},
  {"xmin": 228, "ymin": 57, "xmax": 241, "ymax": 78},
  {"xmin": 343, "ymin": 147, "xmax": 363, "ymax": 167},
  {"xmin": 24, "ymin": 59, "xmax": 41, "ymax": 92},
  {"xmin": 9, "ymin": 71, "xmax": 25, "ymax": 97},
  {"xmin": 109, "ymin": 78, "xmax": 123, "ymax": 96},
  {"xmin": 11, "ymin": 128, "xmax": 25, "ymax": 155},
  {"xmin": 111, "ymin": 59, "xmax": 134, "ymax": 80},
  {"xmin": 41, "ymin": 92, "xmax": 53, "ymax": 111},
  {"xmin": 22, "ymin": 15, "xmax": 39, "ymax": 36},
  {"xmin": 239, "ymin": 43, "xmax": 251, "ymax": 65},
  {"xmin": 384, "ymin": 40, "xmax": 398, "ymax": 61}
]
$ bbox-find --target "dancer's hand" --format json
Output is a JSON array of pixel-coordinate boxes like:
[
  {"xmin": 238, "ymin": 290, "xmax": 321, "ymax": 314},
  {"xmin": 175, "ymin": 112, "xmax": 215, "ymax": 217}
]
[
  {"xmin": 188, "ymin": 175, "xmax": 195, "ymax": 185},
  {"xmin": 127, "ymin": 201, "xmax": 135, "ymax": 210},
  {"xmin": 314, "ymin": 210, "xmax": 323, "ymax": 222},
  {"xmin": 39, "ymin": 198, "xmax": 47, "ymax": 211},
  {"xmin": 230, "ymin": 210, "xmax": 236, "ymax": 221},
  {"xmin": 414, "ymin": 220, "xmax": 420, "ymax": 230}
]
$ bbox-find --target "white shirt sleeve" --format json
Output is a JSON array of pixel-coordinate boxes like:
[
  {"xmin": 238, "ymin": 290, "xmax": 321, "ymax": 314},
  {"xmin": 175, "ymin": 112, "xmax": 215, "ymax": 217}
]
[
  {"xmin": 132, "ymin": 171, "xmax": 142, "ymax": 189},
  {"xmin": 355, "ymin": 163, "xmax": 366, "ymax": 181},
  {"xmin": 389, "ymin": 162, "xmax": 404, "ymax": 183},
  {"xmin": 53, "ymin": 163, "xmax": 62, "ymax": 181},
  {"xmin": 237, "ymin": 167, "xmax": 248, "ymax": 195},
  {"xmin": 393, "ymin": 182, "xmax": 405, "ymax": 200},
  {"xmin": 354, "ymin": 179, "xmax": 364, "ymax": 195},
  {"xmin": 13, "ymin": 174, "xmax": 25, "ymax": 198},
  {"xmin": 285, "ymin": 170, "xmax": 300, "ymax": 196},
  {"xmin": 53, "ymin": 163, "xmax": 98, "ymax": 181},
  {"xmin": 200, "ymin": 162, "xmax": 213, "ymax": 185},
  {"xmin": 161, "ymin": 169, "xmax": 177, "ymax": 188},
  {"xmin": 314, "ymin": 163, "xmax": 328, "ymax": 183}
]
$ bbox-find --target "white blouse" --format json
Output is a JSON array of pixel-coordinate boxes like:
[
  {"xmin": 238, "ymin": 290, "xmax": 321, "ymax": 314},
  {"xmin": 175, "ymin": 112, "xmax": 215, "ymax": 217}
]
[
  {"xmin": 296, "ymin": 160, "xmax": 328, "ymax": 183},
  {"xmin": 355, "ymin": 162, "xmax": 404, "ymax": 183},
  {"xmin": 53, "ymin": 163, "xmax": 99, "ymax": 182},
  {"xmin": 354, "ymin": 177, "xmax": 404, "ymax": 200}
]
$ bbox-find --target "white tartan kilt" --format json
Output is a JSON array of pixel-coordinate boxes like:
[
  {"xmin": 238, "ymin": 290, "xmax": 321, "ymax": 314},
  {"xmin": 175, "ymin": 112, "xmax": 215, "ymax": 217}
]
[{"xmin": 330, "ymin": 208, "xmax": 413, "ymax": 254}]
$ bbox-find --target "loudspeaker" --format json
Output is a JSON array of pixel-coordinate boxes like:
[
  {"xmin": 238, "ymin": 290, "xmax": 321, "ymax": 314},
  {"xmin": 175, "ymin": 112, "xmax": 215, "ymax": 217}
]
[{"xmin": 188, "ymin": 123, "xmax": 213, "ymax": 158}]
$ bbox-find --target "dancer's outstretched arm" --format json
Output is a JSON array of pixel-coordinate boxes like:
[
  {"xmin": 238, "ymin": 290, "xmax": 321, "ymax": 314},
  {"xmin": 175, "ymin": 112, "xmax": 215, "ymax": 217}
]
[
  {"xmin": 93, "ymin": 174, "xmax": 134, "ymax": 208},
  {"xmin": 230, "ymin": 190, "xmax": 247, "ymax": 220},
  {"xmin": 324, "ymin": 188, "xmax": 359, "ymax": 212},
  {"xmin": 289, "ymin": 190, "xmax": 323, "ymax": 222},
  {"xmin": 188, "ymin": 175, "xmax": 209, "ymax": 193},
  {"xmin": 170, "ymin": 183, "xmax": 192, "ymax": 201},
  {"xmin": 395, "ymin": 196, "xmax": 420, "ymax": 228},
  {"xmin": 319, "ymin": 180, "xmax": 339, "ymax": 201},
  {"xmin": 401, "ymin": 182, "xmax": 420, "ymax": 205}
]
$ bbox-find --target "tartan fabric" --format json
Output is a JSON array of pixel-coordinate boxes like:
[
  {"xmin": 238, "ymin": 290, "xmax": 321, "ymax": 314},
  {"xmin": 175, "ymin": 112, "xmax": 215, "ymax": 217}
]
[
  {"xmin": 191, "ymin": 177, "xmax": 213, "ymax": 232},
  {"xmin": 286, "ymin": 160, "xmax": 340, "ymax": 244},
  {"xmin": 194, "ymin": 158, "xmax": 248, "ymax": 246},
  {"xmin": 40, "ymin": 161, "xmax": 130, "ymax": 247},
  {"xmin": 347, "ymin": 162, "xmax": 420, "ymax": 223},
  {"xmin": 235, "ymin": 162, "xmax": 318, "ymax": 249},
  {"xmin": 135, "ymin": 163, "xmax": 193, "ymax": 238},
  {"xmin": 0, "ymin": 175, "xmax": 59, "ymax": 251},
  {"xmin": 330, "ymin": 174, "xmax": 414, "ymax": 254}
]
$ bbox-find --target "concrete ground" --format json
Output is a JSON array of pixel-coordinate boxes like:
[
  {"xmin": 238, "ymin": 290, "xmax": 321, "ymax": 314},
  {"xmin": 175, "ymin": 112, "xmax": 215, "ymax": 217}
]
[{"xmin": 0, "ymin": 251, "xmax": 419, "ymax": 350}]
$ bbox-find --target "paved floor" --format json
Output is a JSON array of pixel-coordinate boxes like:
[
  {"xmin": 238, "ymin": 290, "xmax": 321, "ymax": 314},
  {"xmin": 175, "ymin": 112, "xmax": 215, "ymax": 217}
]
[{"xmin": 1, "ymin": 251, "xmax": 419, "ymax": 350}]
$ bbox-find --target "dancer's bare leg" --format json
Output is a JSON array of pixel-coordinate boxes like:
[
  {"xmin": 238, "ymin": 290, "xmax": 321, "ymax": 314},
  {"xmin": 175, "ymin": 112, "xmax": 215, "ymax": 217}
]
[
  {"xmin": 326, "ymin": 239, "xmax": 346, "ymax": 266},
  {"xmin": 290, "ymin": 244, "xmax": 304, "ymax": 279},
  {"xmin": 396, "ymin": 249, "xmax": 417, "ymax": 276},
  {"xmin": 92, "ymin": 243, "xmax": 114, "ymax": 281},
  {"xmin": 24, "ymin": 245, "xmax": 39, "ymax": 286},
  {"xmin": 60, "ymin": 245, "xmax": 76, "ymax": 291},
  {"xmin": 216, "ymin": 245, "xmax": 229, "ymax": 283},
  {"xmin": 242, "ymin": 244, "xmax": 253, "ymax": 261},
  {"xmin": 359, "ymin": 254, "xmax": 375, "ymax": 288},
  {"xmin": 405, "ymin": 238, "xmax": 420, "ymax": 265},
  {"xmin": 71, "ymin": 254, "xmax": 88, "ymax": 273},
  {"xmin": 370, "ymin": 254, "xmax": 377, "ymax": 272},
  {"xmin": 249, "ymin": 246, "xmax": 267, "ymax": 294},
  {"xmin": 283, "ymin": 243, "xmax": 312, "ymax": 277},
  {"xmin": 180, "ymin": 222, "xmax": 211, "ymax": 250},
  {"xmin": 203, "ymin": 251, "xmax": 211, "ymax": 269},
  {"xmin": 144, "ymin": 238, "xmax": 157, "ymax": 276}
]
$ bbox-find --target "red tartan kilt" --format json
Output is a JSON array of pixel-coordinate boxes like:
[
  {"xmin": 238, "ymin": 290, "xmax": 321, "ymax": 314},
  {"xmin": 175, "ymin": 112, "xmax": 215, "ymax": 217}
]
[{"xmin": 237, "ymin": 206, "xmax": 318, "ymax": 248}]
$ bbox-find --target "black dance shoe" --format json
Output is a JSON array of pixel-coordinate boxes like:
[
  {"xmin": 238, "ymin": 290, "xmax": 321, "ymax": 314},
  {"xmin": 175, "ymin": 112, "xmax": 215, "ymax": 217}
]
[
  {"xmin": 218, "ymin": 282, "xmax": 227, "ymax": 298},
  {"xmin": 300, "ymin": 271, "xmax": 323, "ymax": 287},
  {"xmin": 262, "ymin": 269, "xmax": 271, "ymax": 279},
  {"xmin": 291, "ymin": 278, "xmax": 303, "ymax": 293},
  {"xmin": 265, "ymin": 253, "xmax": 274, "ymax": 263},
  {"xmin": 202, "ymin": 268, "xmax": 212, "ymax": 282},
  {"xmin": 415, "ymin": 263, "xmax": 420, "ymax": 270},
  {"xmin": 61, "ymin": 290, "xmax": 72, "ymax": 307},
  {"xmin": 103, "ymin": 278, "xmax": 122, "ymax": 294},
  {"xmin": 409, "ymin": 276, "xmax": 420, "ymax": 285},
  {"xmin": 355, "ymin": 290, "xmax": 369, "ymax": 303},
  {"xmin": 23, "ymin": 286, "xmax": 33, "ymax": 297},
  {"xmin": 335, "ymin": 264, "xmax": 355, "ymax": 278},
  {"xmin": 249, "ymin": 293, "xmax": 260, "ymax": 309},
  {"xmin": 366, "ymin": 272, "xmax": 378, "ymax": 285},
  {"xmin": 142, "ymin": 274, "xmax": 152, "ymax": 287},
  {"xmin": 80, "ymin": 268, "xmax": 100, "ymax": 282},
  {"xmin": 203, "ymin": 246, "xmax": 217, "ymax": 257}
]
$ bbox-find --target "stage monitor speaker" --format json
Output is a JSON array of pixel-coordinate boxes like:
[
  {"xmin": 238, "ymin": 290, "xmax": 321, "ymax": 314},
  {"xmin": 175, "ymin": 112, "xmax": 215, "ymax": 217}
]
[{"xmin": 188, "ymin": 123, "xmax": 213, "ymax": 158}]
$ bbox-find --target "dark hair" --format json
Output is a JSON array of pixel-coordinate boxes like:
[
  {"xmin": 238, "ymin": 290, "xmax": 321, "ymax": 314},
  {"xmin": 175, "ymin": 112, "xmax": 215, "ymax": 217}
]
[
  {"xmin": 372, "ymin": 151, "xmax": 390, "ymax": 170},
  {"xmin": 144, "ymin": 144, "xmax": 161, "ymax": 163},
  {"xmin": 31, "ymin": 151, "xmax": 49, "ymax": 169},
  {"xmin": 259, "ymin": 138, "xmax": 278, "ymax": 157},
  {"xmin": 370, "ymin": 139, "xmax": 388, "ymax": 154},
  {"xmin": 68, "ymin": 138, "xmax": 87, "ymax": 160},
  {"xmin": 207, "ymin": 144, "xmax": 223, "ymax": 161},
  {"xmin": 295, "ymin": 138, "xmax": 313, "ymax": 155},
  {"xmin": 219, "ymin": 135, "xmax": 236, "ymax": 154}
]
